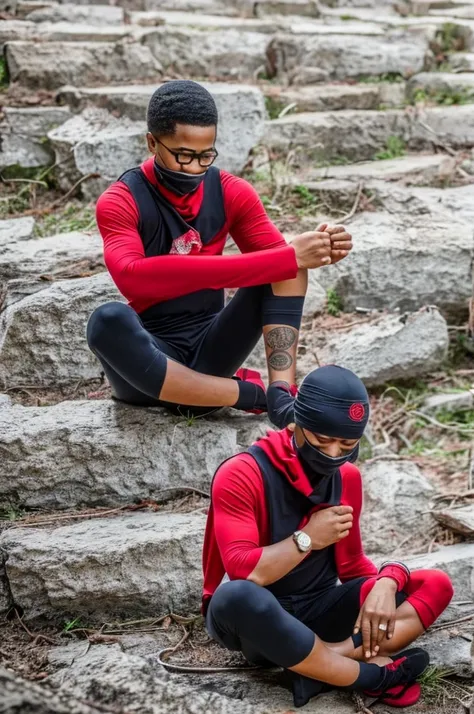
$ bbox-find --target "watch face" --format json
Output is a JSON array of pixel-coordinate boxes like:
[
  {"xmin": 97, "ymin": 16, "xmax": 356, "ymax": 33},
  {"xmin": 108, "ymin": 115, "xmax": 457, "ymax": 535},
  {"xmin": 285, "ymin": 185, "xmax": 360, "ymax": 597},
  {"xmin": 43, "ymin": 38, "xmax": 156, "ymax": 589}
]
[{"xmin": 298, "ymin": 532, "xmax": 311, "ymax": 550}]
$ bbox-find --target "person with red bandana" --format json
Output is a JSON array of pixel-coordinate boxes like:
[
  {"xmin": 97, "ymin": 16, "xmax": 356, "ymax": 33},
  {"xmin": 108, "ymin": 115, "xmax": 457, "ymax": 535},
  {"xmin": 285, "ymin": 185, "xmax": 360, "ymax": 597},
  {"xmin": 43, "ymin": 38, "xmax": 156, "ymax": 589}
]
[
  {"xmin": 203, "ymin": 365, "xmax": 454, "ymax": 708},
  {"xmin": 86, "ymin": 80, "xmax": 352, "ymax": 423}
]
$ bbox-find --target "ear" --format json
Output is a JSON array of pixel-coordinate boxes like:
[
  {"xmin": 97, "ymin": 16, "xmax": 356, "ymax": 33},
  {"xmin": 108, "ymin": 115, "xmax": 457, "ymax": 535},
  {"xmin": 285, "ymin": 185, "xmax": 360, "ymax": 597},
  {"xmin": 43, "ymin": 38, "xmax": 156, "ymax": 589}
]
[{"xmin": 146, "ymin": 132, "xmax": 157, "ymax": 154}]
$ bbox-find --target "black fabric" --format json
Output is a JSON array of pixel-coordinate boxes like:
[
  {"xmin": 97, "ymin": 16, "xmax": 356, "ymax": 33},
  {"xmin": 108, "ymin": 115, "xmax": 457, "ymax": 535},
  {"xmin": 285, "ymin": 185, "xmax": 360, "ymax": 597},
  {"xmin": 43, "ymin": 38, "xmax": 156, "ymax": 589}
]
[
  {"xmin": 266, "ymin": 381, "xmax": 295, "ymax": 429},
  {"xmin": 262, "ymin": 288, "xmax": 305, "ymax": 330},
  {"xmin": 247, "ymin": 445, "xmax": 340, "ymax": 600},
  {"xmin": 87, "ymin": 287, "xmax": 264, "ymax": 410},
  {"xmin": 120, "ymin": 165, "xmax": 226, "ymax": 353},
  {"xmin": 294, "ymin": 365, "xmax": 369, "ymax": 439}
]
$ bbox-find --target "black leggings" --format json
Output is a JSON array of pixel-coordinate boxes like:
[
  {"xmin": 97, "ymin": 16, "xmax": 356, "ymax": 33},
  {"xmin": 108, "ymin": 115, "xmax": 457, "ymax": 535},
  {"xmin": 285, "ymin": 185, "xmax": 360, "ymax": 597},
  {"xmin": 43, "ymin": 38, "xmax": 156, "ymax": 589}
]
[
  {"xmin": 86, "ymin": 287, "xmax": 264, "ymax": 409},
  {"xmin": 206, "ymin": 579, "xmax": 407, "ymax": 669}
]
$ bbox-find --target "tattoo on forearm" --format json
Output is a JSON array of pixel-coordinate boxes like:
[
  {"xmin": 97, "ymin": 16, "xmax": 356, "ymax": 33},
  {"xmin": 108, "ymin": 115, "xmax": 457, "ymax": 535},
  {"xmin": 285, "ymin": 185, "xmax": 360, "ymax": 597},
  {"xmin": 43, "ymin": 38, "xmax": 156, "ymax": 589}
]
[
  {"xmin": 268, "ymin": 351, "xmax": 293, "ymax": 371},
  {"xmin": 266, "ymin": 326, "xmax": 297, "ymax": 350}
]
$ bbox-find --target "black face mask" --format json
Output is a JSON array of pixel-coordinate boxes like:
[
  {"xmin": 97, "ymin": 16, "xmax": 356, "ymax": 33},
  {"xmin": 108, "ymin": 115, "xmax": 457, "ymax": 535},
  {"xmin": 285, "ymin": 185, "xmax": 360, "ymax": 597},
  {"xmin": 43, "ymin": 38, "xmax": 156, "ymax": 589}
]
[
  {"xmin": 295, "ymin": 435, "xmax": 359, "ymax": 479},
  {"xmin": 154, "ymin": 163, "xmax": 207, "ymax": 197}
]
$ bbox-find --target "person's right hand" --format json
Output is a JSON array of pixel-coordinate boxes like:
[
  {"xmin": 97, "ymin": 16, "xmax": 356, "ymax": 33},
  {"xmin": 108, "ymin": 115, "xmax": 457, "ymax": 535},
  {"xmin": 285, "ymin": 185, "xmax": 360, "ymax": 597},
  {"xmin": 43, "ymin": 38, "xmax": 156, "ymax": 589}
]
[
  {"xmin": 291, "ymin": 227, "xmax": 331, "ymax": 270},
  {"xmin": 302, "ymin": 506, "xmax": 353, "ymax": 550}
]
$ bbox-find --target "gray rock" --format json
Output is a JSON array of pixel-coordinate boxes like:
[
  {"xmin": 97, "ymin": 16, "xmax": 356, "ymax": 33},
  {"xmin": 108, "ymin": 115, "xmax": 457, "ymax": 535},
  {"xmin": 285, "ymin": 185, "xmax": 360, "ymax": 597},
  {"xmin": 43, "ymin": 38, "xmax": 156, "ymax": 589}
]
[
  {"xmin": 1, "ymin": 511, "xmax": 206, "ymax": 620},
  {"xmin": 301, "ymin": 153, "xmax": 459, "ymax": 185},
  {"xmin": 5, "ymin": 40, "xmax": 162, "ymax": 90},
  {"xmin": 141, "ymin": 26, "xmax": 268, "ymax": 81},
  {"xmin": 263, "ymin": 109, "xmax": 411, "ymax": 163},
  {"xmin": 312, "ymin": 308, "xmax": 449, "ymax": 386},
  {"xmin": 0, "ymin": 231, "xmax": 103, "ymax": 293},
  {"xmin": 451, "ymin": 51, "xmax": 474, "ymax": 71},
  {"xmin": 142, "ymin": 0, "xmax": 238, "ymax": 12},
  {"xmin": 26, "ymin": 3, "xmax": 124, "ymax": 24},
  {"xmin": 313, "ymin": 210, "xmax": 472, "ymax": 315},
  {"xmin": 35, "ymin": 21, "xmax": 132, "ymax": 43},
  {"xmin": 52, "ymin": 643, "xmax": 356, "ymax": 714},
  {"xmin": 407, "ymin": 70, "xmax": 474, "ymax": 101},
  {"xmin": 0, "ymin": 553, "xmax": 11, "ymax": 616},
  {"xmin": 246, "ymin": 308, "xmax": 449, "ymax": 386},
  {"xmin": 0, "ymin": 217, "xmax": 35, "ymax": 244},
  {"xmin": 0, "ymin": 399, "xmax": 268, "ymax": 510},
  {"xmin": 273, "ymin": 83, "xmax": 382, "ymax": 112},
  {"xmin": 0, "ymin": 273, "xmax": 122, "ymax": 388},
  {"xmin": 417, "ymin": 628, "xmax": 473, "ymax": 679},
  {"xmin": 266, "ymin": 31, "xmax": 428, "ymax": 82},
  {"xmin": 264, "ymin": 104, "xmax": 474, "ymax": 164},
  {"xmin": 0, "ymin": 666, "xmax": 104, "ymax": 714},
  {"xmin": 406, "ymin": 542, "xmax": 474, "ymax": 601},
  {"xmin": 52, "ymin": 85, "xmax": 265, "ymax": 188},
  {"xmin": 0, "ymin": 106, "xmax": 71, "ymax": 171},
  {"xmin": 0, "ymin": 20, "xmax": 38, "ymax": 49},
  {"xmin": 128, "ymin": 9, "xmax": 277, "ymax": 31},
  {"xmin": 0, "ymin": 0, "xmax": 17, "ymax": 13},
  {"xmin": 254, "ymin": 0, "xmax": 319, "ymax": 15},
  {"xmin": 1, "ymin": 278, "xmax": 51, "ymax": 311},
  {"xmin": 2, "ymin": 654, "xmax": 265, "ymax": 714},
  {"xmin": 359, "ymin": 460, "xmax": 435, "ymax": 556}
]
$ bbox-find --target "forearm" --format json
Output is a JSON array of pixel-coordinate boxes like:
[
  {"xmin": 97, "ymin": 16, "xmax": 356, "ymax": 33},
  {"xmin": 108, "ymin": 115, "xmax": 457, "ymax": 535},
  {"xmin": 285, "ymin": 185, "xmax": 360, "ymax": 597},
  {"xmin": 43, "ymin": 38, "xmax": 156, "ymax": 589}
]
[
  {"xmin": 106, "ymin": 246, "xmax": 298, "ymax": 304},
  {"xmin": 247, "ymin": 536, "xmax": 307, "ymax": 587}
]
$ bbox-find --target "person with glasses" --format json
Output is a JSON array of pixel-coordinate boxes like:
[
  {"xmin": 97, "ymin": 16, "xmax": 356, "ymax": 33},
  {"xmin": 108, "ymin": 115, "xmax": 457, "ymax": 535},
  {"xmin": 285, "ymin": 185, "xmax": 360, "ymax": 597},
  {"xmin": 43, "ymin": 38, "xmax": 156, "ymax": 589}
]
[
  {"xmin": 87, "ymin": 80, "xmax": 353, "ymax": 421},
  {"xmin": 203, "ymin": 365, "xmax": 453, "ymax": 709}
]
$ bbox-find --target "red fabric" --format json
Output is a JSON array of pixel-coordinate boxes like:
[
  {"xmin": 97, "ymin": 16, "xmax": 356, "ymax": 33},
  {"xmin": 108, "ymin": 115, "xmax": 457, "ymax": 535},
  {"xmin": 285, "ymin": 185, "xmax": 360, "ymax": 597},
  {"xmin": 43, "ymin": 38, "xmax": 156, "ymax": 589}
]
[
  {"xmin": 96, "ymin": 158, "xmax": 298, "ymax": 313},
  {"xmin": 202, "ymin": 428, "xmax": 378, "ymax": 610},
  {"xmin": 359, "ymin": 569, "xmax": 453, "ymax": 630}
]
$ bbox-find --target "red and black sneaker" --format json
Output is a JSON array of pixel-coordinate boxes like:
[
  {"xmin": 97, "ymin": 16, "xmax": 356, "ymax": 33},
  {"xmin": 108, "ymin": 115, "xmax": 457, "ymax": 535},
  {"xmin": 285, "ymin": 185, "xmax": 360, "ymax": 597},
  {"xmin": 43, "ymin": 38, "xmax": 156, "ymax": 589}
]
[
  {"xmin": 365, "ymin": 648, "xmax": 429, "ymax": 706},
  {"xmin": 234, "ymin": 368, "xmax": 267, "ymax": 414}
]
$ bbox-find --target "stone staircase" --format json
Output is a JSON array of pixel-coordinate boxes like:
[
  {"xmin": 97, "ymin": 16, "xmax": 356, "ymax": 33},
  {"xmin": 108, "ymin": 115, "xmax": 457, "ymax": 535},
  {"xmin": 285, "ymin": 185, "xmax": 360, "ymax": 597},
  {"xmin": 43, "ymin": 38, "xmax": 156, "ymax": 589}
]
[{"xmin": 1, "ymin": 0, "xmax": 474, "ymax": 712}]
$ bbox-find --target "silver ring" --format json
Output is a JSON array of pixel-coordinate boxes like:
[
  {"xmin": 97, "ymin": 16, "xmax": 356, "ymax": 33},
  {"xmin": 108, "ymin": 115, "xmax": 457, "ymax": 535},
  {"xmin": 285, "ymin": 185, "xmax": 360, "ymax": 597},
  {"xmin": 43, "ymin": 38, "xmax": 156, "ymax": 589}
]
[{"xmin": 378, "ymin": 624, "xmax": 388, "ymax": 632}]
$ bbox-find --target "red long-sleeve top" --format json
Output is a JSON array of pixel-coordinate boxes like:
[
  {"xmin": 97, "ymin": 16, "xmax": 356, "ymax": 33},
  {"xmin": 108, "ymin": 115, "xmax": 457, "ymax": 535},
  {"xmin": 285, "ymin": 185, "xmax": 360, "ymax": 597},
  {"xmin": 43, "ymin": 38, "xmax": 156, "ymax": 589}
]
[
  {"xmin": 202, "ymin": 429, "xmax": 409, "ymax": 611},
  {"xmin": 96, "ymin": 158, "xmax": 299, "ymax": 313}
]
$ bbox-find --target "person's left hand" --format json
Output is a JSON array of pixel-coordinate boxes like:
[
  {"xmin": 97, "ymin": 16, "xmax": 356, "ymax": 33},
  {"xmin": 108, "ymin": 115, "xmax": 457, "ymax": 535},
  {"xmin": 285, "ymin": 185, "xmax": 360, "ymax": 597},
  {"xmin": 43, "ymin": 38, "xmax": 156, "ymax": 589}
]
[
  {"xmin": 354, "ymin": 578, "xmax": 397, "ymax": 659},
  {"xmin": 326, "ymin": 225, "xmax": 353, "ymax": 265}
]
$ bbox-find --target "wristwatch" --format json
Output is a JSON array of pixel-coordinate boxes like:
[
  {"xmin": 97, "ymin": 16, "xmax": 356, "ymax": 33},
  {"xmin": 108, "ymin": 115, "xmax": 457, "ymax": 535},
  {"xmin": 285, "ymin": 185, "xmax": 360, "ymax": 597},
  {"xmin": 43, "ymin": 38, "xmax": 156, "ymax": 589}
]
[{"xmin": 293, "ymin": 530, "xmax": 312, "ymax": 553}]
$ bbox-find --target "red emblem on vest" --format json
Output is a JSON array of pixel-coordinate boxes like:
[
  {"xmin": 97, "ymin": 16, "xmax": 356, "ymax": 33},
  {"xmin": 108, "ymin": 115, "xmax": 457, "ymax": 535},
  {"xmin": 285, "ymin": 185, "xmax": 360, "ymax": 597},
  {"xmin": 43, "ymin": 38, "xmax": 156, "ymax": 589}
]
[{"xmin": 349, "ymin": 403, "xmax": 365, "ymax": 422}]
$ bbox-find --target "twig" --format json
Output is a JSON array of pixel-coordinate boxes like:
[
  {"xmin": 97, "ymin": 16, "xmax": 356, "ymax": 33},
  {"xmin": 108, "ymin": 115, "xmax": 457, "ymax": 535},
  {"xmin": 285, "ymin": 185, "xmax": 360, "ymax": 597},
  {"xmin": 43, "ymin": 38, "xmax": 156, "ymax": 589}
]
[
  {"xmin": 339, "ymin": 181, "xmax": 363, "ymax": 223},
  {"xmin": 410, "ymin": 409, "xmax": 474, "ymax": 435},
  {"xmin": 278, "ymin": 102, "xmax": 297, "ymax": 118},
  {"xmin": 15, "ymin": 609, "xmax": 56, "ymax": 646},
  {"xmin": 429, "ymin": 613, "xmax": 474, "ymax": 632},
  {"xmin": 15, "ymin": 173, "xmax": 100, "ymax": 218}
]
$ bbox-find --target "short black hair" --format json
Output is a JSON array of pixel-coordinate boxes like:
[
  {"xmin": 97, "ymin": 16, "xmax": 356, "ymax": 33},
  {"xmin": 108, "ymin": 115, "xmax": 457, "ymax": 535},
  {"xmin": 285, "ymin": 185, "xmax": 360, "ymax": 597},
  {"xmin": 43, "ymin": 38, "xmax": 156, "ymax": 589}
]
[{"xmin": 147, "ymin": 80, "xmax": 218, "ymax": 136}]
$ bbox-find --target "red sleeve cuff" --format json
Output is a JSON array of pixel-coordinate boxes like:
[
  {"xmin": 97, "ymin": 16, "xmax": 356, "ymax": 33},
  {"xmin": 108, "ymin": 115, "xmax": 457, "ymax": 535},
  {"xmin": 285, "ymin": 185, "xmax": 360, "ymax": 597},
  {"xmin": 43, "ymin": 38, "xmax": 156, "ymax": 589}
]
[{"xmin": 376, "ymin": 564, "xmax": 410, "ymax": 591}]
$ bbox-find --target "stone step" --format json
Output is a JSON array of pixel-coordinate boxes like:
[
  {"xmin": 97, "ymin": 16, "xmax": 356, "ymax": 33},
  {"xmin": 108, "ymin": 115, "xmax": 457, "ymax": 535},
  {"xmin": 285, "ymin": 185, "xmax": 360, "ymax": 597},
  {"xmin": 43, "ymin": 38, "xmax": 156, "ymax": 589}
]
[
  {"xmin": 450, "ymin": 50, "xmax": 474, "ymax": 69},
  {"xmin": 0, "ymin": 19, "xmax": 134, "ymax": 46},
  {"xmin": 253, "ymin": 0, "xmax": 319, "ymax": 16},
  {"xmin": 25, "ymin": 3, "xmax": 125, "ymax": 24},
  {"xmin": 302, "ymin": 201, "xmax": 472, "ymax": 316},
  {"xmin": 293, "ymin": 153, "xmax": 455, "ymax": 185},
  {"xmin": 0, "ymin": 216, "xmax": 35, "ymax": 243},
  {"xmin": 0, "ymin": 397, "xmax": 267, "ymax": 511},
  {"xmin": 124, "ymin": 8, "xmax": 278, "ymax": 31},
  {"xmin": 48, "ymin": 642, "xmax": 357, "ymax": 714},
  {"xmin": 0, "ymin": 511, "xmax": 207, "ymax": 620},
  {"xmin": 52, "ymin": 85, "xmax": 266, "ymax": 181},
  {"xmin": 0, "ymin": 273, "xmax": 121, "ymax": 387},
  {"xmin": 265, "ymin": 81, "xmax": 405, "ymax": 113},
  {"xmin": 1, "ymin": 663, "xmax": 267, "ymax": 714},
  {"xmin": 5, "ymin": 40, "xmax": 162, "ymax": 90},
  {"xmin": 263, "ymin": 104, "xmax": 474, "ymax": 163},
  {"xmin": 0, "ymin": 106, "xmax": 71, "ymax": 171},
  {"xmin": 0, "ymin": 230, "xmax": 103, "ymax": 294},
  {"xmin": 247, "ymin": 307, "xmax": 449, "ymax": 386},
  {"xmin": 407, "ymin": 70, "xmax": 474, "ymax": 101},
  {"xmin": 266, "ymin": 30, "xmax": 428, "ymax": 83}
]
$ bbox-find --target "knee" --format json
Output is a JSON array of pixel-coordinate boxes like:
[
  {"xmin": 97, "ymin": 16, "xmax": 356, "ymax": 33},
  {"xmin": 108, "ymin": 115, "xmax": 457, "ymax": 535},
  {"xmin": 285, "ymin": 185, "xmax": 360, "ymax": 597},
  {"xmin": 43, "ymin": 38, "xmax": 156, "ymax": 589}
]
[
  {"xmin": 87, "ymin": 302, "xmax": 131, "ymax": 350},
  {"xmin": 211, "ymin": 580, "xmax": 275, "ymax": 623},
  {"xmin": 424, "ymin": 569, "xmax": 454, "ymax": 609}
]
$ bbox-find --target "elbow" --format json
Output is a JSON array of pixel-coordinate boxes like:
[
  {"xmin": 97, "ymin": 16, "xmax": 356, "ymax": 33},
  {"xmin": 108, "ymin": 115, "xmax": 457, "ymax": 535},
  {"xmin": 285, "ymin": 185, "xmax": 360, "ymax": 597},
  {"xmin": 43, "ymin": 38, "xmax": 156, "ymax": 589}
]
[{"xmin": 246, "ymin": 569, "xmax": 270, "ymax": 588}]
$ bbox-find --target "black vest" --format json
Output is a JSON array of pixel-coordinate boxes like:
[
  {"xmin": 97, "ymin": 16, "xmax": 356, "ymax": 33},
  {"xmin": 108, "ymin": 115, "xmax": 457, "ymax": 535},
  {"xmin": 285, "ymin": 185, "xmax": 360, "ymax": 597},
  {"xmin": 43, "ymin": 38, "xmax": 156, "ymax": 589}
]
[
  {"xmin": 248, "ymin": 445, "xmax": 341, "ymax": 602},
  {"xmin": 119, "ymin": 166, "xmax": 227, "ymax": 348}
]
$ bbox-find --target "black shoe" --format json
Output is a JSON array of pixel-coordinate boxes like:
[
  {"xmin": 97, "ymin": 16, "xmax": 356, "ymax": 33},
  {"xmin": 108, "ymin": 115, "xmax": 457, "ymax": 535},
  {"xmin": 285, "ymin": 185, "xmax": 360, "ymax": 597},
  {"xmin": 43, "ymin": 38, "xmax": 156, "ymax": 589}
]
[
  {"xmin": 372, "ymin": 647, "xmax": 430, "ymax": 695},
  {"xmin": 285, "ymin": 670, "xmax": 332, "ymax": 708}
]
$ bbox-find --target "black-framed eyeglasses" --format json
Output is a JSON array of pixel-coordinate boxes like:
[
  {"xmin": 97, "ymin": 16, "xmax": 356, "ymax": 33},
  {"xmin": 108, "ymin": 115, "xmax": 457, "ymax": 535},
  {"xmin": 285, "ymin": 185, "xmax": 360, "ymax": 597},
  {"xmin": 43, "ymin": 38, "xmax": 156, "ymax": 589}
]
[{"xmin": 155, "ymin": 137, "xmax": 218, "ymax": 168}]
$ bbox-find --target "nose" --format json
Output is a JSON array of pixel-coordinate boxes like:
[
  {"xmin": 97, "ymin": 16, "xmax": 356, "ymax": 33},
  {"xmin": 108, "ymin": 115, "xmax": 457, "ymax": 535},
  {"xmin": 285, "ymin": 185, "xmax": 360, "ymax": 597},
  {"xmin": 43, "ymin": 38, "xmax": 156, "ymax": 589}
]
[
  {"xmin": 321, "ymin": 442, "xmax": 341, "ymax": 458},
  {"xmin": 183, "ymin": 159, "xmax": 206, "ymax": 175}
]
